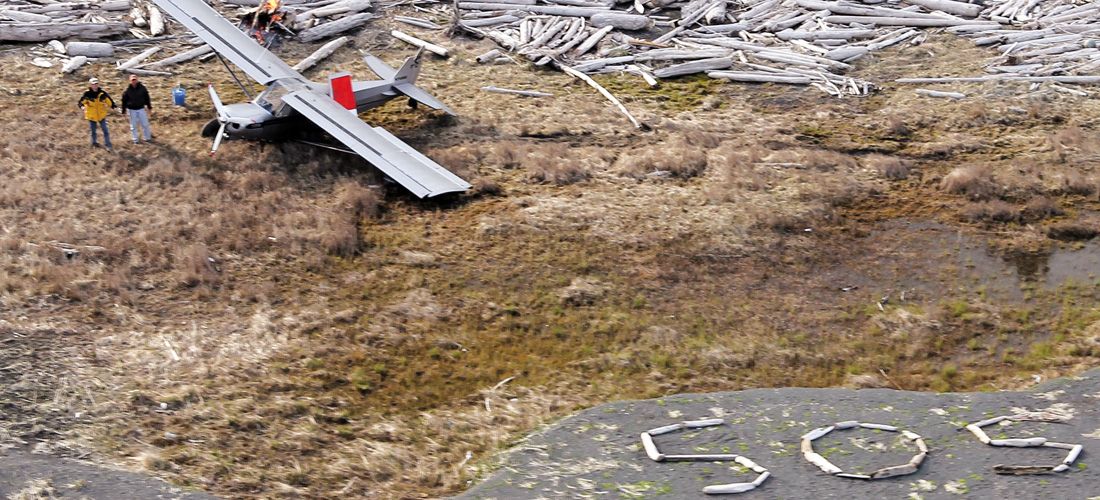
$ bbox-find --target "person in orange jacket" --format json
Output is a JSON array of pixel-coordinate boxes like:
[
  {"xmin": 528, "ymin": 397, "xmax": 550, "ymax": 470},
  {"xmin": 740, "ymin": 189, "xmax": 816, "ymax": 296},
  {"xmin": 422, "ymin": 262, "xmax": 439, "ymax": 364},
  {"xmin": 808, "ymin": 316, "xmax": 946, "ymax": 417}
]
[{"xmin": 77, "ymin": 77, "xmax": 117, "ymax": 151}]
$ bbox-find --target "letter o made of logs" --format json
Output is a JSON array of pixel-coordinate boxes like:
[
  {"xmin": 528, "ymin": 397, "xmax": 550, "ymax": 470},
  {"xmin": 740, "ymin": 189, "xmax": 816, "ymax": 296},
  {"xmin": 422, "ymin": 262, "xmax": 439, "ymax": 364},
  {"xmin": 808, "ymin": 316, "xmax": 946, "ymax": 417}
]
[{"xmin": 801, "ymin": 421, "xmax": 928, "ymax": 480}]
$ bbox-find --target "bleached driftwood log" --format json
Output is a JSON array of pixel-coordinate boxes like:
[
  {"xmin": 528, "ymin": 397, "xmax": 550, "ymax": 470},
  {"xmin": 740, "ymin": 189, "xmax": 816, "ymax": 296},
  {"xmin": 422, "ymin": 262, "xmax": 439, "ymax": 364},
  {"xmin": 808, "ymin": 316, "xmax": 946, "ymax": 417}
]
[
  {"xmin": 124, "ymin": 67, "xmax": 173, "ymax": 77},
  {"xmin": 66, "ymin": 41, "xmax": 114, "ymax": 57},
  {"xmin": 117, "ymin": 46, "xmax": 160, "ymax": 71},
  {"xmin": 560, "ymin": 64, "xmax": 641, "ymax": 128},
  {"xmin": 391, "ymin": 30, "xmax": 448, "ymax": 57},
  {"xmin": 298, "ymin": 12, "xmax": 376, "ymax": 42},
  {"xmin": 1, "ymin": 9, "xmax": 52, "ymax": 22},
  {"xmin": 143, "ymin": 45, "xmax": 213, "ymax": 68},
  {"xmin": 147, "ymin": 4, "xmax": 165, "ymax": 36},
  {"xmin": 589, "ymin": 11, "xmax": 650, "ymax": 30},
  {"xmin": 292, "ymin": 36, "xmax": 348, "ymax": 71},
  {"xmin": 62, "ymin": 55, "xmax": 89, "ymax": 74},
  {"xmin": 394, "ymin": 16, "xmax": 441, "ymax": 30},
  {"xmin": 898, "ymin": 76, "xmax": 1100, "ymax": 83},
  {"xmin": 0, "ymin": 22, "xmax": 129, "ymax": 42},
  {"xmin": 906, "ymin": 0, "xmax": 982, "ymax": 18},
  {"xmin": 708, "ymin": 71, "xmax": 813, "ymax": 84},
  {"xmin": 824, "ymin": 15, "xmax": 999, "ymax": 28},
  {"xmin": 652, "ymin": 56, "xmax": 732, "ymax": 78},
  {"xmin": 481, "ymin": 86, "xmax": 553, "ymax": 97},
  {"xmin": 915, "ymin": 88, "xmax": 966, "ymax": 99},
  {"xmin": 476, "ymin": 48, "xmax": 502, "ymax": 63},
  {"xmin": 458, "ymin": 2, "xmax": 609, "ymax": 17}
]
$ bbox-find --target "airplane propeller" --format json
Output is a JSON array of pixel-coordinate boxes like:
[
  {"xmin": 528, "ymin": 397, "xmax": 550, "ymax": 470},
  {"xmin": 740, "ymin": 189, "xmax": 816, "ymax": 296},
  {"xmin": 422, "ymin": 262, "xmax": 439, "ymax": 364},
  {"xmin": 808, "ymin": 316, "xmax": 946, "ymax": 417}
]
[{"xmin": 207, "ymin": 84, "xmax": 252, "ymax": 156}]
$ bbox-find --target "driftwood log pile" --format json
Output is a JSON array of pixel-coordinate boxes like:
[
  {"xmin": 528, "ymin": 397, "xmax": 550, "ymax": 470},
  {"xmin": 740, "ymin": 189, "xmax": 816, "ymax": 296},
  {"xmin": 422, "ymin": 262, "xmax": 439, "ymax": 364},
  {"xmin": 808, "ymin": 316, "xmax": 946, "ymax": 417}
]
[
  {"xmin": 0, "ymin": 0, "xmax": 384, "ymax": 77},
  {"xmin": 456, "ymin": 0, "xmax": 1100, "ymax": 95}
]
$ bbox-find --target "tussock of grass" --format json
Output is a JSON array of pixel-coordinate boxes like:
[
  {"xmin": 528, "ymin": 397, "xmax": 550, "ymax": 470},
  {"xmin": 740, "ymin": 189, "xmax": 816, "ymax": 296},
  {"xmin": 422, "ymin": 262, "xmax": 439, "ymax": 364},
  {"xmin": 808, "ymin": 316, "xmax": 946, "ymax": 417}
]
[
  {"xmin": 941, "ymin": 165, "xmax": 997, "ymax": 200},
  {"xmin": 526, "ymin": 144, "xmax": 591, "ymax": 185},
  {"xmin": 619, "ymin": 139, "xmax": 709, "ymax": 180}
]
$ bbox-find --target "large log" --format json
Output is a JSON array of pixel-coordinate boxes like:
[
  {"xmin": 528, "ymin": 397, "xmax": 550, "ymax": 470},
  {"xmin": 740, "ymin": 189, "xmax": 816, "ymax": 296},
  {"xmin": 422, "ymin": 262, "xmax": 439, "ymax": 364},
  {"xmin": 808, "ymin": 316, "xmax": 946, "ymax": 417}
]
[
  {"xmin": 300, "ymin": 0, "xmax": 373, "ymax": 20},
  {"xmin": 897, "ymin": 75, "xmax": 1100, "ymax": 83},
  {"xmin": 62, "ymin": 55, "xmax": 88, "ymax": 74},
  {"xmin": 707, "ymin": 71, "xmax": 813, "ymax": 84},
  {"xmin": 1, "ymin": 9, "xmax": 52, "ymax": 22},
  {"xmin": 117, "ymin": 46, "xmax": 160, "ymax": 71},
  {"xmin": 143, "ymin": 45, "xmax": 213, "ymax": 68},
  {"xmin": 391, "ymin": 30, "xmax": 449, "ymax": 57},
  {"xmin": 0, "ymin": 22, "xmax": 128, "ymax": 42},
  {"xmin": 573, "ymin": 25, "xmax": 612, "ymax": 56},
  {"xmin": 652, "ymin": 56, "xmax": 732, "ymax": 78},
  {"xmin": 589, "ymin": 11, "xmax": 650, "ymax": 30},
  {"xmin": 458, "ymin": 2, "xmax": 609, "ymax": 17},
  {"xmin": 147, "ymin": 4, "xmax": 165, "ymax": 36},
  {"xmin": 291, "ymin": 36, "xmax": 348, "ymax": 72},
  {"xmin": 67, "ymin": 41, "xmax": 114, "ymax": 57},
  {"xmin": 298, "ymin": 12, "xmax": 377, "ymax": 42},
  {"xmin": 906, "ymin": 0, "xmax": 982, "ymax": 18},
  {"xmin": 824, "ymin": 15, "xmax": 999, "ymax": 27}
]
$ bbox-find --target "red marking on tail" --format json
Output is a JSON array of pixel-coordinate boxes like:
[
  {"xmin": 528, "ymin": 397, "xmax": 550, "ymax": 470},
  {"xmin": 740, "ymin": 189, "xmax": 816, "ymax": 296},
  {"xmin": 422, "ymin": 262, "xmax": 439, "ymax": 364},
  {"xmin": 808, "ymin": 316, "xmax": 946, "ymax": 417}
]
[{"xmin": 329, "ymin": 73, "xmax": 355, "ymax": 112}]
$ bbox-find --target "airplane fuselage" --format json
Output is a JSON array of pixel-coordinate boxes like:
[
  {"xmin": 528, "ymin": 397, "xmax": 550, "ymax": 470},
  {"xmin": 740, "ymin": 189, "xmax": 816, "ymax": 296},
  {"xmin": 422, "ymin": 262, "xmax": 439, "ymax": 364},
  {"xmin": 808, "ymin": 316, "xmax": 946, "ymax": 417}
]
[{"xmin": 204, "ymin": 77, "xmax": 404, "ymax": 143}]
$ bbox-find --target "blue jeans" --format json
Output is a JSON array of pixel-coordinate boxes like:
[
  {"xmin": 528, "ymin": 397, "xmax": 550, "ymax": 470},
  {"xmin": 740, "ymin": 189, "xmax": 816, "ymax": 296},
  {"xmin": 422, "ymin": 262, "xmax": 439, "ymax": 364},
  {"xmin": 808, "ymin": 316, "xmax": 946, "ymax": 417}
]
[
  {"xmin": 127, "ymin": 108, "xmax": 152, "ymax": 142},
  {"xmin": 88, "ymin": 119, "xmax": 111, "ymax": 148}
]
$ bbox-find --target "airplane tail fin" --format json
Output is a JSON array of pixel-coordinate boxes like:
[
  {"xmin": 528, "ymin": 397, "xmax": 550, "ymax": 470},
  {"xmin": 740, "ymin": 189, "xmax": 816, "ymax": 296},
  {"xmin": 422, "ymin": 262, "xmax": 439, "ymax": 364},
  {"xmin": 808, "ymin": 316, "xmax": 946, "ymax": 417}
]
[
  {"xmin": 391, "ymin": 48, "xmax": 456, "ymax": 116},
  {"xmin": 392, "ymin": 48, "xmax": 424, "ymax": 84}
]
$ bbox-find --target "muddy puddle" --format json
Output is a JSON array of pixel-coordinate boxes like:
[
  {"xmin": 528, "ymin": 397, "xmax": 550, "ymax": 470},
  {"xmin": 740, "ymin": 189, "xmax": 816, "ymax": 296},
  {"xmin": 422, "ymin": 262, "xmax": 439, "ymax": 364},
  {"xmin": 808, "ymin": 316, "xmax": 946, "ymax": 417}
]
[{"xmin": 832, "ymin": 220, "xmax": 1100, "ymax": 303}]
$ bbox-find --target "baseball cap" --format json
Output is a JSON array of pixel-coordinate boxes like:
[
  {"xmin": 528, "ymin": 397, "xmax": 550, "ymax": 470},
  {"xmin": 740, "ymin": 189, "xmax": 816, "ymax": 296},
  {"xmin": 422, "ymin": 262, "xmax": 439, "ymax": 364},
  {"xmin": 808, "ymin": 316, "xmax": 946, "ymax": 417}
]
[{"xmin": 88, "ymin": 77, "xmax": 99, "ymax": 84}]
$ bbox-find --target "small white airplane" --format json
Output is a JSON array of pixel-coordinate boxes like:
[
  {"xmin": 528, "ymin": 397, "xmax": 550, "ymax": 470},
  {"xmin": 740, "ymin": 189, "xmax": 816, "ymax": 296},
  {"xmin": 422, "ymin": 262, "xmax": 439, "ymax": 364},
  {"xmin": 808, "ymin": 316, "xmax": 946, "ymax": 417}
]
[{"xmin": 152, "ymin": 0, "xmax": 470, "ymax": 198}]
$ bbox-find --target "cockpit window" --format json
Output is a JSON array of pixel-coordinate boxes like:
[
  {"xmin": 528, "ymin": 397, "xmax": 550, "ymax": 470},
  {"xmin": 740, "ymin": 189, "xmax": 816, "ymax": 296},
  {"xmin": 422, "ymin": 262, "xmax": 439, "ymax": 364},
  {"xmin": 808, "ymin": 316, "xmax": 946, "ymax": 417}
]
[{"xmin": 256, "ymin": 82, "xmax": 292, "ymax": 116}]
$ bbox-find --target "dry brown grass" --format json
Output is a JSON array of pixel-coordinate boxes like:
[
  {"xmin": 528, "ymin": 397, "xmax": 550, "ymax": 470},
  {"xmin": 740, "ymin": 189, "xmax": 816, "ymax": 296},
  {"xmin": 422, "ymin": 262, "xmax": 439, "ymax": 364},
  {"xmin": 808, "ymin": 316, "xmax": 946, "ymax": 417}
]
[
  {"xmin": 865, "ymin": 154, "xmax": 911, "ymax": 180},
  {"xmin": 6, "ymin": 38, "xmax": 1100, "ymax": 500},
  {"xmin": 962, "ymin": 200, "xmax": 1020, "ymax": 223},
  {"xmin": 941, "ymin": 164, "xmax": 997, "ymax": 200},
  {"xmin": 526, "ymin": 143, "xmax": 591, "ymax": 185},
  {"xmin": 619, "ymin": 138, "xmax": 709, "ymax": 180}
]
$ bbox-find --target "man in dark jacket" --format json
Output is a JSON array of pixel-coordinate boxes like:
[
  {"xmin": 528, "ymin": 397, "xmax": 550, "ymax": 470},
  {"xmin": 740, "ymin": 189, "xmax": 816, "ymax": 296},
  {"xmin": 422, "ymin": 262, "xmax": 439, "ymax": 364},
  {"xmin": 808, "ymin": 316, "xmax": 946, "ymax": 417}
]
[
  {"xmin": 121, "ymin": 74, "xmax": 154, "ymax": 144},
  {"xmin": 78, "ymin": 77, "xmax": 116, "ymax": 151}
]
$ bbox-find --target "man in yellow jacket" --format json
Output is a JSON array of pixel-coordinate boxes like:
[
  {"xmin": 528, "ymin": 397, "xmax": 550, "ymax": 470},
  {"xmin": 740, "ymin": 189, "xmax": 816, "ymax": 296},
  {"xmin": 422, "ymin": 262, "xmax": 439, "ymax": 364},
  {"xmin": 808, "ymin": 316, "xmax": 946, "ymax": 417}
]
[{"xmin": 78, "ymin": 77, "xmax": 117, "ymax": 151}]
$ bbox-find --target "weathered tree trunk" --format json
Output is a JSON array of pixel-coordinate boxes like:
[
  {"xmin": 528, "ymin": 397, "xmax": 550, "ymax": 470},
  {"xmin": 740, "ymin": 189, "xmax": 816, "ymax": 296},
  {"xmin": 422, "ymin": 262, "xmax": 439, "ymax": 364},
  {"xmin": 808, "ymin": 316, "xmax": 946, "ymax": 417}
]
[
  {"xmin": 906, "ymin": 0, "xmax": 982, "ymax": 18},
  {"xmin": 1, "ymin": 9, "xmax": 52, "ymax": 22},
  {"xmin": 652, "ymin": 56, "xmax": 732, "ymax": 78},
  {"xmin": 458, "ymin": 2, "xmax": 609, "ymax": 17},
  {"xmin": 66, "ymin": 41, "xmax": 115, "ymax": 57},
  {"xmin": 143, "ymin": 45, "xmax": 213, "ymax": 68},
  {"xmin": 147, "ymin": 4, "xmax": 165, "ymax": 36},
  {"xmin": 62, "ymin": 55, "xmax": 88, "ymax": 74},
  {"xmin": 0, "ymin": 22, "xmax": 128, "ymax": 42},
  {"xmin": 707, "ymin": 71, "xmax": 812, "ymax": 84},
  {"xmin": 291, "ymin": 36, "xmax": 348, "ymax": 72},
  {"xmin": 298, "ymin": 12, "xmax": 377, "ymax": 42},
  {"xmin": 391, "ymin": 30, "xmax": 449, "ymax": 57},
  {"xmin": 117, "ymin": 46, "xmax": 160, "ymax": 70},
  {"xmin": 589, "ymin": 12, "xmax": 650, "ymax": 30}
]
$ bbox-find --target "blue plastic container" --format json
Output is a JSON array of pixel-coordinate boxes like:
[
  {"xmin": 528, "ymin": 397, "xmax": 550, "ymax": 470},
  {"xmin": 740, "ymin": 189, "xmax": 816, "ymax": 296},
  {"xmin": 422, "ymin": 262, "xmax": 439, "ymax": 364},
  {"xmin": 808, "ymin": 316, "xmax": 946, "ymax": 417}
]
[{"xmin": 172, "ymin": 85, "xmax": 186, "ymax": 107}]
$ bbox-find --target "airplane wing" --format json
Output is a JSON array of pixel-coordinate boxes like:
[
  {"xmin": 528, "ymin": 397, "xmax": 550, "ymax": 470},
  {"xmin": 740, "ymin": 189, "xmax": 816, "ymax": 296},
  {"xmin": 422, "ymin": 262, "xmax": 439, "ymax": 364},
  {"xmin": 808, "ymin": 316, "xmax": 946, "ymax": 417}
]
[
  {"xmin": 281, "ymin": 90, "xmax": 471, "ymax": 198},
  {"xmin": 152, "ymin": 0, "xmax": 304, "ymax": 85}
]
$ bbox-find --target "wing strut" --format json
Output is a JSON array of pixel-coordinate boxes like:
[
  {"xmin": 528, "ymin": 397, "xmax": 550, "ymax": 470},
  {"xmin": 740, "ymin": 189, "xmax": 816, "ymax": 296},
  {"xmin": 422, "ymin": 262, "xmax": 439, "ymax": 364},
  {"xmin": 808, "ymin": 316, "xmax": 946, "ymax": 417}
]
[{"xmin": 215, "ymin": 52, "xmax": 255, "ymax": 99}]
